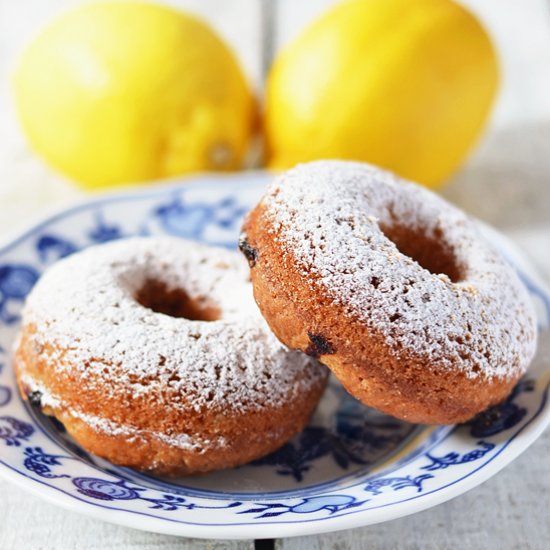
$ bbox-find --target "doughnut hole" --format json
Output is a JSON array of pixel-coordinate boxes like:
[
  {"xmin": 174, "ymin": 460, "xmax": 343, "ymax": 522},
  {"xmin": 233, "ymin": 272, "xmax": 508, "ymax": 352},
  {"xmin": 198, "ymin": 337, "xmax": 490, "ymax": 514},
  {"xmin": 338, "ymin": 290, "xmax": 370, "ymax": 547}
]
[
  {"xmin": 379, "ymin": 222, "xmax": 464, "ymax": 283},
  {"xmin": 136, "ymin": 279, "xmax": 220, "ymax": 321}
]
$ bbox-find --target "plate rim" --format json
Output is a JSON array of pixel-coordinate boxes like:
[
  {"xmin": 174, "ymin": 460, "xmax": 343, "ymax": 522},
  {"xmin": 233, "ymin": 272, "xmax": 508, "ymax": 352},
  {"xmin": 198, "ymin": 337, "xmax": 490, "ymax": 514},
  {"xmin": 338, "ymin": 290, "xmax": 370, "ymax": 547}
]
[
  {"xmin": 0, "ymin": 170, "xmax": 273, "ymax": 255},
  {"xmin": 1, "ymin": 389, "xmax": 548, "ymax": 539}
]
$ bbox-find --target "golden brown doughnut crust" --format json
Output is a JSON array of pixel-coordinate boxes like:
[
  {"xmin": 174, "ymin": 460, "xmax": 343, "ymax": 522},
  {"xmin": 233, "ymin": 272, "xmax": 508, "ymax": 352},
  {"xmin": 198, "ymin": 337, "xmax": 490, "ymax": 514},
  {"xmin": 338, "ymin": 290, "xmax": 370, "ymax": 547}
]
[
  {"xmin": 15, "ymin": 325, "xmax": 326, "ymax": 476},
  {"xmin": 240, "ymin": 161, "xmax": 537, "ymax": 424}
]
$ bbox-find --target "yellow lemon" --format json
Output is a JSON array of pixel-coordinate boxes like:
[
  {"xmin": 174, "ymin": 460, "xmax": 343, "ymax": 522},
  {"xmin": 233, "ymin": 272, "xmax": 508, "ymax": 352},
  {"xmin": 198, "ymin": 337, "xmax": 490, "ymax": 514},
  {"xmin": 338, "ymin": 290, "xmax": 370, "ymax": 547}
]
[
  {"xmin": 265, "ymin": 0, "xmax": 499, "ymax": 188},
  {"xmin": 14, "ymin": 2, "xmax": 256, "ymax": 189}
]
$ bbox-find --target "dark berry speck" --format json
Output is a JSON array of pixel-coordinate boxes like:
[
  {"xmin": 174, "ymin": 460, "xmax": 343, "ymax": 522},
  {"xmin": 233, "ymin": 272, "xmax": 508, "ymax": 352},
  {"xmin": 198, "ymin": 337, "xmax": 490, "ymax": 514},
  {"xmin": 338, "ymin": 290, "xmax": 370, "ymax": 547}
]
[
  {"xmin": 28, "ymin": 390, "xmax": 43, "ymax": 407},
  {"xmin": 238, "ymin": 235, "xmax": 258, "ymax": 268},
  {"xmin": 306, "ymin": 332, "xmax": 336, "ymax": 358}
]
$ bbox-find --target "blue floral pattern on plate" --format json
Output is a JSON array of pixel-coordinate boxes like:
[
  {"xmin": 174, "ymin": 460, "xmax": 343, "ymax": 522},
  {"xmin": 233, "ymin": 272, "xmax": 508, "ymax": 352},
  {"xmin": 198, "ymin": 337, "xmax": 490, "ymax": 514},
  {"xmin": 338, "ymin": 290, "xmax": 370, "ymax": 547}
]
[{"xmin": 0, "ymin": 172, "xmax": 548, "ymax": 538}]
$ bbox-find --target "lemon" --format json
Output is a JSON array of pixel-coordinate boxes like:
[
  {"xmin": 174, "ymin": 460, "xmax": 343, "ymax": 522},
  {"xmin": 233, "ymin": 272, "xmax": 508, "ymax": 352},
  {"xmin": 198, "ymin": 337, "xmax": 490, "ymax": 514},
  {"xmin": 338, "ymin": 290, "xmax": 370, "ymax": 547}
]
[
  {"xmin": 265, "ymin": 0, "xmax": 499, "ymax": 188},
  {"xmin": 14, "ymin": 2, "xmax": 256, "ymax": 189}
]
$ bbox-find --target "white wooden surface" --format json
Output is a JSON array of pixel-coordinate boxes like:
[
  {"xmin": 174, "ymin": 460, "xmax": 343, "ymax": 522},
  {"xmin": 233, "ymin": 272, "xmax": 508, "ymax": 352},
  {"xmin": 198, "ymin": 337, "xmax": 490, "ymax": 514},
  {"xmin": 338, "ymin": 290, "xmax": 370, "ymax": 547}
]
[{"xmin": 0, "ymin": 1, "xmax": 549, "ymax": 548}]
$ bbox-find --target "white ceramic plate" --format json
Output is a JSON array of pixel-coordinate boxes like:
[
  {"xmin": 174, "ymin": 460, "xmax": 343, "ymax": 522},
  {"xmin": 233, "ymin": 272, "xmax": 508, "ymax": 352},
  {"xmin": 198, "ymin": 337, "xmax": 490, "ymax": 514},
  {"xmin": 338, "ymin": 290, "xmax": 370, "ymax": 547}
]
[{"xmin": 0, "ymin": 172, "xmax": 548, "ymax": 539}]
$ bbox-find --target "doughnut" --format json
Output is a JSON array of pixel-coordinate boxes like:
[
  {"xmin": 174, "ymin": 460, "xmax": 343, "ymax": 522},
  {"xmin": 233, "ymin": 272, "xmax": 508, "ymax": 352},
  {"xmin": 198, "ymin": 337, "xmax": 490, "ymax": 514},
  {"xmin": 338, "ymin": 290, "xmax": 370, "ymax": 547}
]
[
  {"xmin": 14, "ymin": 237, "xmax": 328, "ymax": 476},
  {"xmin": 240, "ymin": 161, "xmax": 537, "ymax": 424}
]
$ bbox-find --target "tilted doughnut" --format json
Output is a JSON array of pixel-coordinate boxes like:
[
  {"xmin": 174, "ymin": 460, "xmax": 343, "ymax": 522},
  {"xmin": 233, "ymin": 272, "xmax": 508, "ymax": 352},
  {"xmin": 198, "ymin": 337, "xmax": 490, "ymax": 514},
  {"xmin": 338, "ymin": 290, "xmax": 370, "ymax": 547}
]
[{"xmin": 240, "ymin": 161, "xmax": 537, "ymax": 424}]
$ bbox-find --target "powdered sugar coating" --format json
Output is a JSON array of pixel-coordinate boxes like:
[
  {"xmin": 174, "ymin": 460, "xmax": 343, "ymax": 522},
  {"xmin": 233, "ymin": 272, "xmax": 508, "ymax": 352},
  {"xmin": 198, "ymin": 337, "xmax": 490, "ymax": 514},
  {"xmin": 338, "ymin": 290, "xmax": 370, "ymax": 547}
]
[
  {"xmin": 262, "ymin": 161, "xmax": 537, "ymax": 380},
  {"xmin": 20, "ymin": 237, "xmax": 325, "ymax": 445}
]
